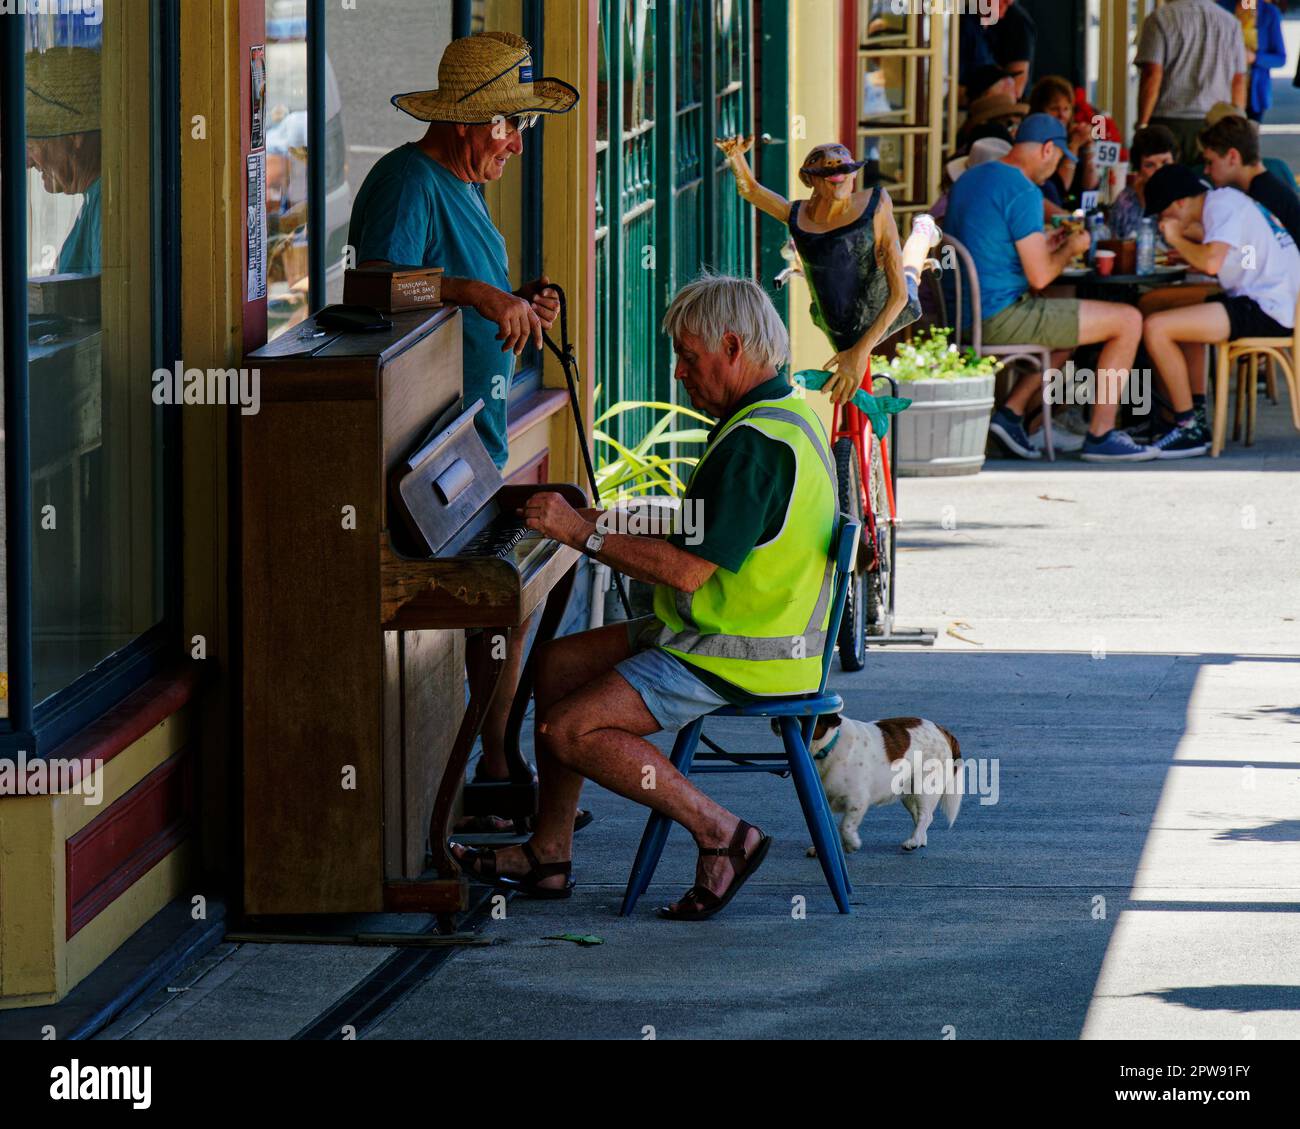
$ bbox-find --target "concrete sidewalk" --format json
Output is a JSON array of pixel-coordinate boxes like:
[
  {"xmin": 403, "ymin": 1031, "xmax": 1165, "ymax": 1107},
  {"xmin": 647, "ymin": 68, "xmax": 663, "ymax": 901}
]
[{"xmin": 101, "ymin": 410, "xmax": 1300, "ymax": 1041}]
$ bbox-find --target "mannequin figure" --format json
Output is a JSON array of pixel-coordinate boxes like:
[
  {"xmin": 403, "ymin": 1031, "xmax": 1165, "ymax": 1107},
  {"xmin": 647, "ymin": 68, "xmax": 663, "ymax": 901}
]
[{"xmin": 717, "ymin": 136, "xmax": 939, "ymax": 404}]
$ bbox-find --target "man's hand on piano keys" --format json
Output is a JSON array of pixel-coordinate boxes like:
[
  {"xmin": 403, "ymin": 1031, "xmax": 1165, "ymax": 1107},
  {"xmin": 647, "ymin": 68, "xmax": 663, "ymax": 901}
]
[{"xmin": 519, "ymin": 491, "xmax": 592, "ymax": 549}]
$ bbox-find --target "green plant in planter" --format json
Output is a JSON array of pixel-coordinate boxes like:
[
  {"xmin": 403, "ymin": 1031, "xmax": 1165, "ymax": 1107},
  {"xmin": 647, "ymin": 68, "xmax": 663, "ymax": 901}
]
[
  {"xmin": 593, "ymin": 397, "xmax": 711, "ymax": 504},
  {"xmin": 871, "ymin": 326, "xmax": 1001, "ymax": 382}
]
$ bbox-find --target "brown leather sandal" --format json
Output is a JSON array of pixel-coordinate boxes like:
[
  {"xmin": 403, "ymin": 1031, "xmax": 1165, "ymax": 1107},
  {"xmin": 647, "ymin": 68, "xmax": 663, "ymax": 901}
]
[
  {"xmin": 658, "ymin": 820, "xmax": 771, "ymax": 921},
  {"xmin": 451, "ymin": 841, "xmax": 575, "ymax": 900}
]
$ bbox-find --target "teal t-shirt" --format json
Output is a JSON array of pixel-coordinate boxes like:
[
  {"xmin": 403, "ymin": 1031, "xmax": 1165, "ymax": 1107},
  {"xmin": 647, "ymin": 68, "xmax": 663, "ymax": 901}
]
[
  {"xmin": 347, "ymin": 144, "xmax": 514, "ymax": 468},
  {"xmin": 944, "ymin": 161, "xmax": 1043, "ymax": 323},
  {"xmin": 58, "ymin": 177, "xmax": 101, "ymax": 275}
]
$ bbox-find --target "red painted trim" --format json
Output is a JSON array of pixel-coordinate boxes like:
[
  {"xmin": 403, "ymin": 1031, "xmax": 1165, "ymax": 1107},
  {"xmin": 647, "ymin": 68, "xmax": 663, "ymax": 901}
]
[
  {"xmin": 65, "ymin": 749, "xmax": 196, "ymax": 939},
  {"xmin": 505, "ymin": 449, "xmax": 550, "ymax": 486},
  {"xmin": 47, "ymin": 665, "xmax": 202, "ymax": 773},
  {"xmin": 841, "ymin": 0, "xmax": 858, "ymax": 153},
  {"xmin": 241, "ymin": 0, "xmax": 268, "ymax": 352}
]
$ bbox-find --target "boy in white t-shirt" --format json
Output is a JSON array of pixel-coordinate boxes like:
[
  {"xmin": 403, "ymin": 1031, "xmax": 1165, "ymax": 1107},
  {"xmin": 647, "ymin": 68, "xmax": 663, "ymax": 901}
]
[{"xmin": 1141, "ymin": 164, "xmax": 1300, "ymax": 458}]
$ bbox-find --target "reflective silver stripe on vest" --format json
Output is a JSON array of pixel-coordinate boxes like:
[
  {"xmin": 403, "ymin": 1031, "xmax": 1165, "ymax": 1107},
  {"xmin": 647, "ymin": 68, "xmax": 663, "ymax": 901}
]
[
  {"xmin": 655, "ymin": 625, "xmax": 829, "ymax": 661},
  {"xmin": 742, "ymin": 406, "xmax": 835, "ymax": 484}
]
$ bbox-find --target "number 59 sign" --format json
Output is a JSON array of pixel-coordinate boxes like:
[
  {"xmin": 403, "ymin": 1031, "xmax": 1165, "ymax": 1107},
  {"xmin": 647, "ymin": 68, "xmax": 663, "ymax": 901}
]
[{"xmin": 1092, "ymin": 141, "xmax": 1123, "ymax": 168}]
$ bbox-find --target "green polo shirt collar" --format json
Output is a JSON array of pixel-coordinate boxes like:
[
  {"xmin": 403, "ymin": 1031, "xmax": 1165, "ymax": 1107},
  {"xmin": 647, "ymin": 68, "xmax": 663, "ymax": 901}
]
[{"xmin": 710, "ymin": 373, "xmax": 792, "ymax": 438}]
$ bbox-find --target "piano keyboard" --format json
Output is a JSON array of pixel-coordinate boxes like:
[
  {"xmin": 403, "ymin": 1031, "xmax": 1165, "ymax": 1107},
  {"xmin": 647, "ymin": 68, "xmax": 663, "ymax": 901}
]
[{"xmin": 460, "ymin": 521, "xmax": 534, "ymax": 558}]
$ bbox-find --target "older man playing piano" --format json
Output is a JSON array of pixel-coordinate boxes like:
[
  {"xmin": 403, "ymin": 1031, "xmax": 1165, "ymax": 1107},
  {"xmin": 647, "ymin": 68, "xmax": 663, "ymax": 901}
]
[{"xmin": 453, "ymin": 274, "xmax": 838, "ymax": 920}]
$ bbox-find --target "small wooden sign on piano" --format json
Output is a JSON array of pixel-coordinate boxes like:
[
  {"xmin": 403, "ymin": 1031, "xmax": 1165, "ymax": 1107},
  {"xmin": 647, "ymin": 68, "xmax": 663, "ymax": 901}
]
[{"xmin": 343, "ymin": 264, "xmax": 444, "ymax": 312}]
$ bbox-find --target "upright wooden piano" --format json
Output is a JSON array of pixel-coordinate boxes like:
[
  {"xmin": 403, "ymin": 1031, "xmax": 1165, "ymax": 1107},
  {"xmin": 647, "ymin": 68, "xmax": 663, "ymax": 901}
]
[{"xmin": 239, "ymin": 308, "xmax": 580, "ymax": 921}]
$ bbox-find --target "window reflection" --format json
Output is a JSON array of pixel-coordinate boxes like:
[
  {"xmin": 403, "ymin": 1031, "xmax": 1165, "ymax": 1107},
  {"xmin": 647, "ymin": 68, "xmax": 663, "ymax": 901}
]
[{"xmin": 23, "ymin": 9, "xmax": 162, "ymax": 705}]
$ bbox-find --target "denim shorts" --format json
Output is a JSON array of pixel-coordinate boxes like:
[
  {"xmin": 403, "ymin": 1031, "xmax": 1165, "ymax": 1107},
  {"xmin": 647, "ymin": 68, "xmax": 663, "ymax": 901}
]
[{"xmin": 615, "ymin": 616, "xmax": 729, "ymax": 733}]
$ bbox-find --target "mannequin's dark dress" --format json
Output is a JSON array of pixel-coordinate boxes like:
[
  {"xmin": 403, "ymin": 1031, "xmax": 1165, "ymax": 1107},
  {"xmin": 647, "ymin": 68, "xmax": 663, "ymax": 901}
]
[{"xmin": 789, "ymin": 189, "xmax": 922, "ymax": 353}]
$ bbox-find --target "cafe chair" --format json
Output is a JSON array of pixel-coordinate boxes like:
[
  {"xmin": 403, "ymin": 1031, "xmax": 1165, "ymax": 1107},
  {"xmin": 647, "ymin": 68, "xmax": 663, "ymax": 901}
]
[
  {"xmin": 1210, "ymin": 289, "xmax": 1300, "ymax": 457},
  {"xmin": 619, "ymin": 515, "xmax": 862, "ymax": 917},
  {"xmin": 940, "ymin": 234, "xmax": 1057, "ymax": 460}
]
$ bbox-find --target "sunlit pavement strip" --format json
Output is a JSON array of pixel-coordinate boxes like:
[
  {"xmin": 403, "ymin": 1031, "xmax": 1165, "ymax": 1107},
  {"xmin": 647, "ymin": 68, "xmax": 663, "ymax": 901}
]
[{"xmin": 108, "ymin": 416, "xmax": 1299, "ymax": 1040}]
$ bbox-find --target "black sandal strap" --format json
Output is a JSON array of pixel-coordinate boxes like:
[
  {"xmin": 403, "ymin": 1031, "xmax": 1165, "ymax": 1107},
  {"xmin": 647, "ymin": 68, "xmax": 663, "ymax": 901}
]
[
  {"xmin": 520, "ymin": 841, "xmax": 572, "ymax": 881},
  {"xmin": 698, "ymin": 819, "xmax": 754, "ymax": 858}
]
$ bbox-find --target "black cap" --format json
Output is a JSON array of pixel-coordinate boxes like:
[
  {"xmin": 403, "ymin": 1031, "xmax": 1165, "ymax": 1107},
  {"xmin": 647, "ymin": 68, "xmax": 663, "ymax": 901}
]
[
  {"xmin": 1144, "ymin": 164, "xmax": 1210, "ymax": 217},
  {"xmin": 967, "ymin": 64, "xmax": 1014, "ymax": 102}
]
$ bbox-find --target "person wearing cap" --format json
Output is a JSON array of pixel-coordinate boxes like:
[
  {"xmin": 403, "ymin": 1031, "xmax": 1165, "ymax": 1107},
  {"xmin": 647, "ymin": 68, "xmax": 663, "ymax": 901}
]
[
  {"xmin": 347, "ymin": 32, "xmax": 581, "ymax": 819},
  {"xmin": 25, "ymin": 46, "xmax": 102, "ymax": 276},
  {"xmin": 715, "ymin": 136, "xmax": 939, "ymax": 405},
  {"xmin": 1141, "ymin": 163, "xmax": 1300, "ymax": 458},
  {"xmin": 1198, "ymin": 112, "xmax": 1300, "ymax": 246},
  {"xmin": 1135, "ymin": 0, "xmax": 1247, "ymax": 164},
  {"xmin": 945, "ymin": 112, "xmax": 1153, "ymax": 463}
]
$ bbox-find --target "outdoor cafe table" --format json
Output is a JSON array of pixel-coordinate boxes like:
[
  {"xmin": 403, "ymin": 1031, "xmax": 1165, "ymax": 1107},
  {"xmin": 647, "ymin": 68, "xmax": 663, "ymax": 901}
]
[{"xmin": 1059, "ymin": 264, "xmax": 1196, "ymax": 300}]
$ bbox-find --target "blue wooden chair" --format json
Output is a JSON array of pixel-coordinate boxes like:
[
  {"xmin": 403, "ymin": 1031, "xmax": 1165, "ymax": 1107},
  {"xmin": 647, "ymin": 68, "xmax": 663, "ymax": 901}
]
[{"xmin": 619, "ymin": 514, "xmax": 861, "ymax": 916}]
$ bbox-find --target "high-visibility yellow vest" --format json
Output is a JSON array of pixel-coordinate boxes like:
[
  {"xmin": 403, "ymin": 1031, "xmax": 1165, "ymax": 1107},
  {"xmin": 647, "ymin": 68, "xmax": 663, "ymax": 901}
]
[{"xmin": 653, "ymin": 390, "xmax": 837, "ymax": 697}]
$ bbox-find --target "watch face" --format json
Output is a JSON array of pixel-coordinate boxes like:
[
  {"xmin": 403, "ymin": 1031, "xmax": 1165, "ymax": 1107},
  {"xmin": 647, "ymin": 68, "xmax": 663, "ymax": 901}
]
[{"xmin": 585, "ymin": 531, "xmax": 604, "ymax": 552}]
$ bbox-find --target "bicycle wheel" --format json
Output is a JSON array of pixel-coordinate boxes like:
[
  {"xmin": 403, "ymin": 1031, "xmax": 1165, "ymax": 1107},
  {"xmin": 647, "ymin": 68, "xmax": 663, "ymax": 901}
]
[
  {"xmin": 832, "ymin": 437, "xmax": 867, "ymax": 672},
  {"xmin": 866, "ymin": 431, "xmax": 894, "ymax": 638}
]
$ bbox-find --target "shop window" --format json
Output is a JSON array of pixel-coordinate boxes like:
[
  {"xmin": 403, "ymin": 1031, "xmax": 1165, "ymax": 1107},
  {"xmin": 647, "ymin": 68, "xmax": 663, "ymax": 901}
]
[{"xmin": 3, "ymin": 3, "xmax": 179, "ymax": 745}]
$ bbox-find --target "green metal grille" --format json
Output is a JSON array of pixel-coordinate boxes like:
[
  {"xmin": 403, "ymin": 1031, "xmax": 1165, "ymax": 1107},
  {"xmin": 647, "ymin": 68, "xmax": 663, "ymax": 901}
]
[{"xmin": 593, "ymin": 0, "xmax": 760, "ymax": 459}]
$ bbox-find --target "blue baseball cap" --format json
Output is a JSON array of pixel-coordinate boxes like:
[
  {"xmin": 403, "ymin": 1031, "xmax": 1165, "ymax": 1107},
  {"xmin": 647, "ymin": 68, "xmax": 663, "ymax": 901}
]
[{"xmin": 1015, "ymin": 112, "xmax": 1070, "ymax": 148}]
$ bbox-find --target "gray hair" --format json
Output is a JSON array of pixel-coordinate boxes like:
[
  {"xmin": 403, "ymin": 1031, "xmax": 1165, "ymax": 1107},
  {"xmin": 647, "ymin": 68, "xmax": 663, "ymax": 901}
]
[{"xmin": 662, "ymin": 272, "xmax": 790, "ymax": 370}]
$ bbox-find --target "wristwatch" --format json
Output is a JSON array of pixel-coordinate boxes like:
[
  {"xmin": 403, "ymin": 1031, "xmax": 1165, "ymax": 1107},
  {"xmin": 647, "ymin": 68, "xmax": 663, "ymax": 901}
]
[{"xmin": 583, "ymin": 528, "xmax": 607, "ymax": 557}]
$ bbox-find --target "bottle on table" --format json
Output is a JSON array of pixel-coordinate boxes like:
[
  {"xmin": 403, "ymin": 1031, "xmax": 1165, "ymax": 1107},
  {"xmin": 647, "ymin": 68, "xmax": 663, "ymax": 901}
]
[{"xmin": 1136, "ymin": 217, "xmax": 1157, "ymax": 276}]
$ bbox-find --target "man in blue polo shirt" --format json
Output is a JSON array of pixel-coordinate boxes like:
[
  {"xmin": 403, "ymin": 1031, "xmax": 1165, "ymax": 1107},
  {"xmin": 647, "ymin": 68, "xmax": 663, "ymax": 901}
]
[
  {"xmin": 945, "ymin": 113, "xmax": 1152, "ymax": 462},
  {"xmin": 349, "ymin": 32, "xmax": 580, "ymax": 809}
]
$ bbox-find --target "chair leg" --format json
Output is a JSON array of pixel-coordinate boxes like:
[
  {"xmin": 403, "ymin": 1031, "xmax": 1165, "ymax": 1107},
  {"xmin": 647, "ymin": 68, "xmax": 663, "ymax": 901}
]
[
  {"xmin": 1247, "ymin": 354, "xmax": 1259, "ymax": 447},
  {"xmin": 1283, "ymin": 355, "xmax": 1300, "ymax": 432},
  {"xmin": 1039, "ymin": 360, "xmax": 1055, "ymax": 462},
  {"xmin": 780, "ymin": 717, "xmax": 852, "ymax": 913},
  {"xmin": 1211, "ymin": 345, "xmax": 1230, "ymax": 457},
  {"xmin": 1233, "ymin": 356, "xmax": 1245, "ymax": 442},
  {"xmin": 620, "ymin": 718, "xmax": 704, "ymax": 916},
  {"xmin": 1266, "ymin": 356, "xmax": 1279, "ymax": 405}
]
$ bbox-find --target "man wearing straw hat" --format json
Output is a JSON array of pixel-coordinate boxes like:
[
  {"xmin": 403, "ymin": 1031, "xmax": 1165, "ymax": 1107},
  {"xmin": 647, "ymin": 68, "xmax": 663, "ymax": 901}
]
[
  {"xmin": 25, "ymin": 46, "xmax": 102, "ymax": 276},
  {"xmin": 348, "ymin": 32, "xmax": 581, "ymax": 819}
]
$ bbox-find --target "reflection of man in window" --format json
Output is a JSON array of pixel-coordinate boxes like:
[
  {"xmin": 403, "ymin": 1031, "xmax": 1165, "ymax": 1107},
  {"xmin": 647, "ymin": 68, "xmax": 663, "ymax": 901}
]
[{"xmin": 25, "ymin": 47, "xmax": 102, "ymax": 276}]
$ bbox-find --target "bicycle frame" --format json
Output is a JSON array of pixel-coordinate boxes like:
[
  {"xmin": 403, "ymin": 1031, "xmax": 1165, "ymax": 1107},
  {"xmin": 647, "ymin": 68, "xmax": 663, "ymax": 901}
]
[{"xmin": 830, "ymin": 360, "xmax": 898, "ymax": 570}]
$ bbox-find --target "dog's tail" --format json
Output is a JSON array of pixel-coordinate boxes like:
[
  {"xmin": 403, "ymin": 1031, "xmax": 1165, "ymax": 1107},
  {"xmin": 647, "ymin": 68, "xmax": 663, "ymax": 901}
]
[{"xmin": 937, "ymin": 725, "xmax": 962, "ymax": 828}]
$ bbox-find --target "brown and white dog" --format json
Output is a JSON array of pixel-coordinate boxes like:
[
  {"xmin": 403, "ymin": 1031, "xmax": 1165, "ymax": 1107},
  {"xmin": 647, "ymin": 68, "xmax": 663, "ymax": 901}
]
[{"xmin": 794, "ymin": 713, "xmax": 963, "ymax": 854}]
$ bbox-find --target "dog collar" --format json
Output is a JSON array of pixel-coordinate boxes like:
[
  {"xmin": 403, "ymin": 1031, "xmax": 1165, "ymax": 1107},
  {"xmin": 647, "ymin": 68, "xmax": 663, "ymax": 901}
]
[{"xmin": 813, "ymin": 728, "xmax": 840, "ymax": 761}]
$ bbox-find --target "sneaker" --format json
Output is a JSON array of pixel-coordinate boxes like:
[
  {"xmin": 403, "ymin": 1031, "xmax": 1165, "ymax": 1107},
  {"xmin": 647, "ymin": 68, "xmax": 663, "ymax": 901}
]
[
  {"xmin": 1150, "ymin": 420, "xmax": 1209, "ymax": 459},
  {"xmin": 989, "ymin": 409, "xmax": 1042, "ymax": 460},
  {"xmin": 1193, "ymin": 404, "xmax": 1208, "ymax": 434},
  {"xmin": 1080, "ymin": 429, "xmax": 1158, "ymax": 462},
  {"xmin": 1030, "ymin": 426, "xmax": 1085, "ymax": 453}
]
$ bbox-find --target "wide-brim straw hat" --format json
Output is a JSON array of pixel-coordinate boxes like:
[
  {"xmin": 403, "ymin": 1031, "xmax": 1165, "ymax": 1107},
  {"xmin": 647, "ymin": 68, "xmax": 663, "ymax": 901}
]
[
  {"xmin": 392, "ymin": 32, "xmax": 578, "ymax": 124},
  {"xmin": 26, "ymin": 46, "xmax": 101, "ymax": 138},
  {"xmin": 967, "ymin": 92, "xmax": 1030, "ymax": 126}
]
